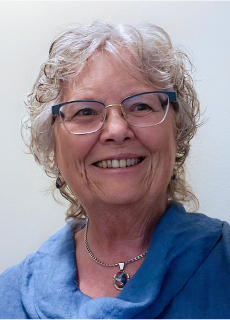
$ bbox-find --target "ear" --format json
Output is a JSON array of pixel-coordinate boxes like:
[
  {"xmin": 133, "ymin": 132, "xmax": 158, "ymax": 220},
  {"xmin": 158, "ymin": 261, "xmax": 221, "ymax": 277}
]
[
  {"xmin": 53, "ymin": 138, "xmax": 59, "ymax": 169},
  {"xmin": 53, "ymin": 124, "xmax": 59, "ymax": 169},
  {"xmin": 53, "ymin": 148, "xmax": 59, "ymax": 169}
]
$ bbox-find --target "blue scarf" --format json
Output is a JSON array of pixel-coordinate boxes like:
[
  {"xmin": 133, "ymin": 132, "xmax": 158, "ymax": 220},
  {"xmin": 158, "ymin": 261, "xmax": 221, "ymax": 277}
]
[{"xmin": 1, "ymin": 203, "xmax": 230, "ymax": 318}]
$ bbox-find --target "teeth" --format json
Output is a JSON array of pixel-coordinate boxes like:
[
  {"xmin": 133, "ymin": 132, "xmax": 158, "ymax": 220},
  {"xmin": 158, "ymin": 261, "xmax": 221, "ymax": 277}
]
[
  {"xmin": 119, "ymin": 159, "xmax": 126, "ymax": 168},
  {"xmin": 94, "ymin": 157, "xmax": 142, "ymax": 168},
  {"xmin": 107, "ymin": 160, "xmax": 112, "ymax": 168},
  {"xmin": 112, "ymin": 160, "xmax": 119, "ymax": 168}
]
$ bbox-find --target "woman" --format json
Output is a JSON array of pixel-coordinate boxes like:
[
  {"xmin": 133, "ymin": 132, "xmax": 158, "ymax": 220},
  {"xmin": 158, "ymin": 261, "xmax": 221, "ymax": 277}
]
[{"xmin": 1, "ymin": 21, "xmax": 230, "ymax": 319}]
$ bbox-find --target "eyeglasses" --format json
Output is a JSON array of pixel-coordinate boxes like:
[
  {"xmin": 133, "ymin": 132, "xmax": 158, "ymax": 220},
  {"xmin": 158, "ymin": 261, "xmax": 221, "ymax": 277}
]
[{"xmin": 52, "ymin": 91, "xmax": 176, "ymax": 135}]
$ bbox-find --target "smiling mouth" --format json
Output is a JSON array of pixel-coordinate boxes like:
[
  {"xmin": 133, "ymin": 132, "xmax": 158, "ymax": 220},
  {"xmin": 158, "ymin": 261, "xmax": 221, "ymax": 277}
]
[{"xmin": 93, "ymin": 157, "xmax": 145, "ymax": 169}]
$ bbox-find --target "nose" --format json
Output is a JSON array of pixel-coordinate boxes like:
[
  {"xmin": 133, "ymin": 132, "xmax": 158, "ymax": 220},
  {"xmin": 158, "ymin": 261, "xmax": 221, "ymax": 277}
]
[{"xmin": 99, "ymin": 105, "xmax": 135, "ymax": 145}]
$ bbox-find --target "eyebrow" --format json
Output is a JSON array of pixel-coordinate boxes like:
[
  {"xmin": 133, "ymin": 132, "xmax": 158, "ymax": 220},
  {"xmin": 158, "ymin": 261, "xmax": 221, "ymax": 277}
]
[{"xmin": 65, "ymin": 91, "xmax": 148, "ymax": 103}]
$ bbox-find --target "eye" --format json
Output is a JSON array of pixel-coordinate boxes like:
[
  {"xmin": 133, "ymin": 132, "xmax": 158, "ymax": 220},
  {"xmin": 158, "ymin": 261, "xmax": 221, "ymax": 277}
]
[
  {"xmin": 133, "ymin": 103, "xmax": 152, "ymax": 111},
  {"xmin": 76, "ymin": 108, "xmax": 97, "ymax": 116}
]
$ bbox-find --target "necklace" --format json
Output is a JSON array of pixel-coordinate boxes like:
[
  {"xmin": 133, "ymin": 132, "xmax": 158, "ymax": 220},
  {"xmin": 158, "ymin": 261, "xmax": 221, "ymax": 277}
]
[{"xmin": 84, "ymin": 223, "xmax": 147, "ymax": 290}]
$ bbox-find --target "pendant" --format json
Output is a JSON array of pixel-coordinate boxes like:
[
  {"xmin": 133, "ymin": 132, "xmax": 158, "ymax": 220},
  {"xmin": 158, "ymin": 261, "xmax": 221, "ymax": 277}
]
[{"xmin": 113, "ymin": 262, "xmax": 130, "ymax": 290}]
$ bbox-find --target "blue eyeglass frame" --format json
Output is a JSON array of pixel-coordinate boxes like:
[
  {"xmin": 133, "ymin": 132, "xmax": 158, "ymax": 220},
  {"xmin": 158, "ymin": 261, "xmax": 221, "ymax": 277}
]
[{"xmin": 51, "ymin": 91, "xmax": 177, "ymax": 115}]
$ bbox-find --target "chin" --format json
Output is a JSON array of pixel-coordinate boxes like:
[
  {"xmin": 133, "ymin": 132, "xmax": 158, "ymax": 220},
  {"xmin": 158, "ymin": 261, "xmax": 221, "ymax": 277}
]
[{"xmin": 95, "ymin": 187, "xmax": 141, "ymax": 206}]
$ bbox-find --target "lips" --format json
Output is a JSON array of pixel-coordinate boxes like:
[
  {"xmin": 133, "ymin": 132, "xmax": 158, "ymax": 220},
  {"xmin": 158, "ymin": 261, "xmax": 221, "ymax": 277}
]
[{"xmin": 93, "ymin": 157, "xmax": 144, "ymax": 168}]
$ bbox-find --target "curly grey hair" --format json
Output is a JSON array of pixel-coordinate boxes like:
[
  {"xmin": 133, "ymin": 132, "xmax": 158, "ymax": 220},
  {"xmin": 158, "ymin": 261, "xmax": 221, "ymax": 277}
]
[{"xmin": 23, "ymin": 20, "xmax": 200, "ymax": 220}]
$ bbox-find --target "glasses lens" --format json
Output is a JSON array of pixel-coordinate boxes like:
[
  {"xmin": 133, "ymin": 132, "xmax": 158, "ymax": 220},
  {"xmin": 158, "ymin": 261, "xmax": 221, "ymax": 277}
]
[
  {"xmin": 59, "ymin": 101, "xmax": 105, "ymax": 134},
  {"xmin": 121, "ymin": 92, "xmax": 169, "ymax": 127}
]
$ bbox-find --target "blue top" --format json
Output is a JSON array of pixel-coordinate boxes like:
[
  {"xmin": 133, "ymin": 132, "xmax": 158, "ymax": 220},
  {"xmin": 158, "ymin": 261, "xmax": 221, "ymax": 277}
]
[{"xmin": 1, "ymin": 203, "xmax": 230, "ymax": 319}]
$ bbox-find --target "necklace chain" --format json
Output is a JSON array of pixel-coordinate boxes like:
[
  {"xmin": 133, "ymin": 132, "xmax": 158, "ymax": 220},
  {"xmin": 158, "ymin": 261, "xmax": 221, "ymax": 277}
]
[{"xmin": 84, "ymin": 223, "xmax": 147, "ymax": 267}]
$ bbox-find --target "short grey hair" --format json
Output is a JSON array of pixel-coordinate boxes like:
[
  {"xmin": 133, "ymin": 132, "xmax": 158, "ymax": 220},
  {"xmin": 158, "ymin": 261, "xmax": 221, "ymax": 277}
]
[{"xmin": 23, "ymin": 20, "xmax": 200, "ymax": 220}]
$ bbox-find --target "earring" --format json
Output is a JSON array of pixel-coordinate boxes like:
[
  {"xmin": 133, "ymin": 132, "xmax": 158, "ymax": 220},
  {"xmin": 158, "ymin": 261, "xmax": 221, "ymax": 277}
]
[
  {"xmin": 56, "ymin": 169, "xmax": 63, "ymax": 189},
  {"xmin": 171, "ymin": 169, "xmax": 177, "ymax": 180}
]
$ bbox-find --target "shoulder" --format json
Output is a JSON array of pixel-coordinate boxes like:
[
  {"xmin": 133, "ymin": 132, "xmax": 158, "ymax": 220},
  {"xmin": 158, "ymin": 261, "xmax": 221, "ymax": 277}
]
[
  {"xmin": 160, "ymin": 202, "xmax": 226, "ymax": 234},
  {"xmin": 139, "ymin": 204, "xmax": 230, "ymax": 318},
  {"xmin": 0, "ymin": 222, "xmax": 77, "ymax": 318},
  {"xmin": 158, "ymin": 203, "xmax": 230, "ymax": 259},
  {"xmin": 0, "ymin": 252, "xmax": 37, "ymax": 318},
  {"xmin": 166, "ymin": 202, "xmax": 228, "ymax": 231},
  {"xmin": 0, "ymin": 221, "xmax": 76, "ymax": 276}
]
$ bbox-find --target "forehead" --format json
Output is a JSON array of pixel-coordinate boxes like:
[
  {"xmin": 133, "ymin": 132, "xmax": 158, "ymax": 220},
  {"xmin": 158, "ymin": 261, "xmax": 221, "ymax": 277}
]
[{"xmin": 63, "ymin": 50, "xmax": 154, "ymax": 102}]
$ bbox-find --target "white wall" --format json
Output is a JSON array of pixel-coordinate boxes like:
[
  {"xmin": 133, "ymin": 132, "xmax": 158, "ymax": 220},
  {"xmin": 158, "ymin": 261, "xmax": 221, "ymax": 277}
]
[{"xmin": 0, "ymin": 1, "xmax": 229, "ymax": 273}]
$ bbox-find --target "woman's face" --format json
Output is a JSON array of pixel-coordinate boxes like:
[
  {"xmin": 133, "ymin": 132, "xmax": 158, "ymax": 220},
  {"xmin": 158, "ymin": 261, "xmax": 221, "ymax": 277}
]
[{"xmin": 54, "ymin": 51, "xmax": 176, "ymax": 211}]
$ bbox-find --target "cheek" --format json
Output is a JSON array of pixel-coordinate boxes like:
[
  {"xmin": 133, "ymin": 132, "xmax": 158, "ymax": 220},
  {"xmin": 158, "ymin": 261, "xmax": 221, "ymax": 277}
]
[
  {"xmin": 54, "ymin": 125, "xmax": 99, "ymax": 178},
  {"xmin": 134, "ymin": 123, "xmax": 177, "ymax": 181},
  {"xmin": 135, "ymin": 126, "xmax": 176, "ymax": 156}
]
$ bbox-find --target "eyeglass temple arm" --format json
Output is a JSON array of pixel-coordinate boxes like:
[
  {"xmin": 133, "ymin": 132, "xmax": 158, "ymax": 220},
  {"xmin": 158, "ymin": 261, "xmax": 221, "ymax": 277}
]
[
  {"xmin": 52, "ymin": 104, "xmax": 63, "ymax": 115},
  {"xmin": 167, "ymin": 91, "xmax": 177, "ymax": 103}
]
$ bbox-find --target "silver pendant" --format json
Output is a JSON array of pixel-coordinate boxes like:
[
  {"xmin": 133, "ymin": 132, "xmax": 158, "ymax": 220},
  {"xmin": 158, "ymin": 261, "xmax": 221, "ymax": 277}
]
[{"xmin": 113, "ymin": 262, "xmax": 130, "ymax": 290}]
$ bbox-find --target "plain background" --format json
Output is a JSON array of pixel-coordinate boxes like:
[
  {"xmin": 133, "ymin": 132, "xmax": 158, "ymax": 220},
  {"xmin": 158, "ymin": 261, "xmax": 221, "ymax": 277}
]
[{"xmin": 0, "ymin": 1, "xmax": 230, "ymax": 273}]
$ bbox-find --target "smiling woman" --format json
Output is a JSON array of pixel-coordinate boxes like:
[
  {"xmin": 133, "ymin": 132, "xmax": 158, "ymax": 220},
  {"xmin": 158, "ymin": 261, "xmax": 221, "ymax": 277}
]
[
  {"xmin": 1, "ymin": 21, "xmax": 230, "ymax": 319},
  {"xmin": 25, "ymin": 22, "xmax": 199, "ymax": 220}
]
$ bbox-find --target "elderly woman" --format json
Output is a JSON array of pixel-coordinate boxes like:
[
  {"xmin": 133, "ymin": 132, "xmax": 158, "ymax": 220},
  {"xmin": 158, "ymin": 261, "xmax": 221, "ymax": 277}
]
[{"xmin": 1, "ymin": 21, "xmax": 230, "ymax": 319}]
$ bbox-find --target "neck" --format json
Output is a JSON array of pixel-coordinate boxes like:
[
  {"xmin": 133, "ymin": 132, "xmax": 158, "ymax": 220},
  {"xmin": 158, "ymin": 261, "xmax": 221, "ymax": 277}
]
[
  {"xmin": 74, "ymin": 197, "xmax": 168, "ymax": 297},
  {"xmin": 79, "ymin": 196, "xmax": 168, "ymax": 262}
]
